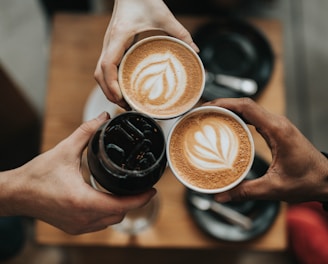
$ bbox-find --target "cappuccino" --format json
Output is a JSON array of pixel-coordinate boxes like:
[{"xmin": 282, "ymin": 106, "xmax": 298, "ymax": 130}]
[
  {"xmin": 167, "ymin": 106, "xmax": 254, "ymax": 193},
  {"xmin": 118, "ymin": 36, "xmax": 205, "ymax": 119}
]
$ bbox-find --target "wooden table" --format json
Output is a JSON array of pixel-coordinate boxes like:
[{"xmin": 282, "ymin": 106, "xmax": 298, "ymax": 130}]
[{"xmin": 36, "ymin": 14, "xmax": 286, "ymax": 251}]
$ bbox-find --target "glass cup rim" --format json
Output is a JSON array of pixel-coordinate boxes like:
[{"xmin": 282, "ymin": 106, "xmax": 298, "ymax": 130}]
[
  {"xmin": 118, "ymin": 35, "xmax": 206, "ymax": 120},
  {"xmin": 166, "ymin": 105, "xmax": 255, "ymax": 194},
  {"xmin": 98, "ymin": 111, "xmax": 166, "ymax": 175}
]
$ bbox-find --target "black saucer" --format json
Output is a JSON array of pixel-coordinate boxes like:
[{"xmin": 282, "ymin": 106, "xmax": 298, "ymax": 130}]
[
  {"xmin": 193, "ymin": 18, "xmax": 274, "ymax": 100},
  {"xmin": 185, "ymin": 155, "xmax": 280, "ymax": 242}
]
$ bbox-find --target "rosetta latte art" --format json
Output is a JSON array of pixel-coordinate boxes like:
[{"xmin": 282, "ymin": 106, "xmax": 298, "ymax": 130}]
[
  {"xmin": 185, "ymin": 120, "xmax": 239, "ymax": 170},
  {"xmin": 131, "ymin": 52, "xmax": 186, "ymax": 107}
]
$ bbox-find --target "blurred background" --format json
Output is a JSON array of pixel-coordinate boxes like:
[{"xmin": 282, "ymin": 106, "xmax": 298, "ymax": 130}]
[{"xmin": 0, "ymin": 0, "xmax": 327, "ymax": 263}]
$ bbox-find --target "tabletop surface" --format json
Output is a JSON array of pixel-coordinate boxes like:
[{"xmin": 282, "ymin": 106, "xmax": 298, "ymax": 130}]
[{"xmin": 36, "ymin": 14, "xmax": 286, "ymax": 250}]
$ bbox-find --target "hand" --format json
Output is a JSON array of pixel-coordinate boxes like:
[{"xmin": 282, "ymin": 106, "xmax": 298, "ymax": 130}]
[
  {"xmin": 94, "ymin": 0, "xmax": 198, "ymax": 109},
  {"xmin": 204, "ymin": 98, "xmax": 328, "ymax": 203},
  {"xmin": 0, "ymin": 112, "xmax": 156, "ymax": 235}
]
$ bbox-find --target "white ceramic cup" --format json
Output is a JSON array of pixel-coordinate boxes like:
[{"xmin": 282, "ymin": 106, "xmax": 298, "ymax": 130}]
[
  {"xmin": 118, "ymin": 35, "xmax": 205, "ymax": 120},
  {"xmin": 167, "ymin": 106, "xmax": 255, "ymax": 194}
]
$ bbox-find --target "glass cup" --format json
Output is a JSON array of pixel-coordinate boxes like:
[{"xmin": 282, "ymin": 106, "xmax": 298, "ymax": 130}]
[{"xmin": 87, "ymin": 111, "xmax": 167, "ymax": 234}]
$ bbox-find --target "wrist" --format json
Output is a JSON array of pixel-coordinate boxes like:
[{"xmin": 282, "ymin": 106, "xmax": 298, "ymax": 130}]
[
  {"xmin": 0, "ymin": 163, "xmax": 33, "ymax": 216},
  {"xmin": 0, "ymin": 168, "xmax": 22, "ymax": 216},
  {"xmin": 320, "ymin": 152, "xmax": 328, "ymax": 211}
]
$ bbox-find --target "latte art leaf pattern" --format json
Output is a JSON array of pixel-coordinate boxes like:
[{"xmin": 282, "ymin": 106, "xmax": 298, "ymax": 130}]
[
  {"xmin": 131, "ymin": 52, "xmax": 186, "ymax": 107},
  {"xmin": 185, "ymin": 121, "xmax": 239, "ymax": 169}
]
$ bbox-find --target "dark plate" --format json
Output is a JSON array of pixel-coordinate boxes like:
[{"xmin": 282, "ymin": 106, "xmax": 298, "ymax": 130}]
[
  {"xmin": 193, "ymin": 18, "xmax": 274, "ymax": 100},
  {"xmin": 185, "ymin": 155, "xmax": 280, "ymax": 242}
]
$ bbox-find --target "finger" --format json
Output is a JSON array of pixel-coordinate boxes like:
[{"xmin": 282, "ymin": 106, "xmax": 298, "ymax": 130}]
[
  {"xmin": 214, "ymin": 175, "xmax": 277, "ymax": 203},
  {"xmin": 162, "ymin": 16, "xmax": 199, "ymax": 53},
  {"xmin": 85, "ymin": 214, "xmax": 125, "ymax": 234},
  {"xmin": 99, "ymin": 36, "xmax": 134, "ymax": 109},
  {"xmin": 102, "ymin": 63, "xmax": 127, "ymax": 108},
  {"xmin": 70, "ymin": 213, "xmax": 125, "ymax": 235},
  {"xmin": 113, "ymin": 188, "xmax": 157, "ymax": 212},
  {"xmin": 204, "ymin": 98, "xmax": 280, "ymax": 136},
  {"xmin": 84, "ymin": 183, "xmax": 157, "ymax": 212},
  {"xmin": 92, "ymin": 214, "xmax": 125, "ymax": 229},
  {"xmin": 98, "ymin": 52, "xmax": 123, "ymax": 104},
  {"xmin": 97, "ymin": 189, "xmax": 156, "ymax": 216},
  {"xmin": 94, "ymin": 61, "xmax": 114, "ymax": 100},
  {"xmin": 95, "ymin": 59, "xmax": 130, "ymax": 110},
  {"xmin": 61, "ymin": 112, "xmax": 109, "ymax": 155}
]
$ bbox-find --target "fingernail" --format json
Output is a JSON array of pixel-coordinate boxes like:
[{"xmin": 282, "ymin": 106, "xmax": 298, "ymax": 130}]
[
  {"xmin": 96, "ymin": 111, "xmax": 109, "ymax": 122},
  {"xmin": 150, "ymin": 188, "xmax": 157, "ymax": 197},
  {"xmin": 191, "ymin": 42, "xmax": 200, "ymax": 53},
  {"xmin": 215, "ymin": 192, "xmax": 231, "ymax": 203}
]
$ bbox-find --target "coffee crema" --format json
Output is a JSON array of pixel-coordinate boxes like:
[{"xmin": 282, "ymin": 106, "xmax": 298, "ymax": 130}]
[
  {"xmin": 168, "ymin": 109, "xmax": 253, "ymax": 191},
  {"xmin": 118, "ymin": 36, "xmax": 205, "ymax": 119}
]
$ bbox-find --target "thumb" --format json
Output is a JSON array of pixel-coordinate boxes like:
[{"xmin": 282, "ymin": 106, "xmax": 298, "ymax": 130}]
[{"xmin": 63, "ymin": 112, "xmax": 110, "ymax": 155}]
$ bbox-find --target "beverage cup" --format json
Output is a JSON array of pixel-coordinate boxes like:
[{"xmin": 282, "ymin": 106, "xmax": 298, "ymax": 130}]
[
  {"xmin": 87, "ymin": 111, "xmax": 167, "ymax": 195},
  {"xmin": 167, "ymin": 106, "xmax": 254, "ymax": 194},
  {"xmin": 118, "ymin": 36, "xmax": 205, "ymax": 120},
  {"xmin": 87, "ymin": 111, "xmax": 167, "ymax": 234}
]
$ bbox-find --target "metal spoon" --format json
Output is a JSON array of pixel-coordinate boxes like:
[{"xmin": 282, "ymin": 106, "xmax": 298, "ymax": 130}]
[
  {"xmin": 190, "ymin": 194, "xmax": 253, "ymax": 230},
  {"xmin": 205, "ymin": 72, "xmax": 258, "ymax": 96}
]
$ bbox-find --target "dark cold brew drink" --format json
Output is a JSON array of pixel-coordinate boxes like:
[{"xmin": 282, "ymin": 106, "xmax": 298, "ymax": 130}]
[{"xmin": 87, "ymin": 112, "xmax": 167, "ymax": 195}]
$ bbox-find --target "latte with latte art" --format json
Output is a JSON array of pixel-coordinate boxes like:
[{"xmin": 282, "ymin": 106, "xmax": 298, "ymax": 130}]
[
  {"xmin": 118, "ymin": 36, "xmax": 205, "ymax": 119},
  {"xmin": 167, "ymin": 106, "xmax": 254, "ymax": 193},
  {"xmin": 184, "ymin": 116, "xmax": 240, "ymax": 170}
]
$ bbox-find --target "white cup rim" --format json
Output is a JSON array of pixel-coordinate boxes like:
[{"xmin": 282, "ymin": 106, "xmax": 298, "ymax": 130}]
[
  {"xmin": 166, "ymin": 106, "xmax": 255, "ymax": 194},
  {"xmin": 118, "ymin": 35, "xmax": 205, "ymax": 120}
]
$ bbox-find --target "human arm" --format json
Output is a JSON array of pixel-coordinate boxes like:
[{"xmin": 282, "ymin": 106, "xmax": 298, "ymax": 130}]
[
  {"xmin": 94, "ymin": 0, "xmax": 198, "ymax": 109},
  {"xmin": 0, "ymin": 112, "xmax": 156, "ymax": 235},
  {"xmin": 204, "ymin": 98, "xmax": 328, "ymax": 203}
]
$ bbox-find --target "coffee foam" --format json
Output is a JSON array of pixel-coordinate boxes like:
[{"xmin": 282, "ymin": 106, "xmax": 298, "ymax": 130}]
[
  {"xmin": 119, "ymin": 37, "xmax": 204, "ymax": 119},
  {"xmin": 185, "ymin": 117, "xmax": 239, "ymax": 170},
  {"xmin": 169, "ymin": 111, "xmax": 252, "ymax": 190},
  {"xmin": 130, "ymin": 51, "xmax": 186, "ymax": 106}
]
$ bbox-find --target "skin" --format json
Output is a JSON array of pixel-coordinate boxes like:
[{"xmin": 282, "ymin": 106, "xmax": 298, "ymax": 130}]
[
  {"xmin": 204, "ymin": 98, "xmax": 328, "ymax": 204},
  {"xmin": 0, "ymin": 112, "xmax": 156, "ymax": 235},
  {"xmin": 94, "ymin": 0, "xmax": 199, "ymax": 109}
]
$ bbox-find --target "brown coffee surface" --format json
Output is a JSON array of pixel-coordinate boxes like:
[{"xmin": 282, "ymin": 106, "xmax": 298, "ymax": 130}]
[
  {"xmin": 169, "ymin": 111, "xmax": 252, "ymax": 189},
  {"xmin": 119, "ymin": 38, "xmax": 204, "ymax": 118}
]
